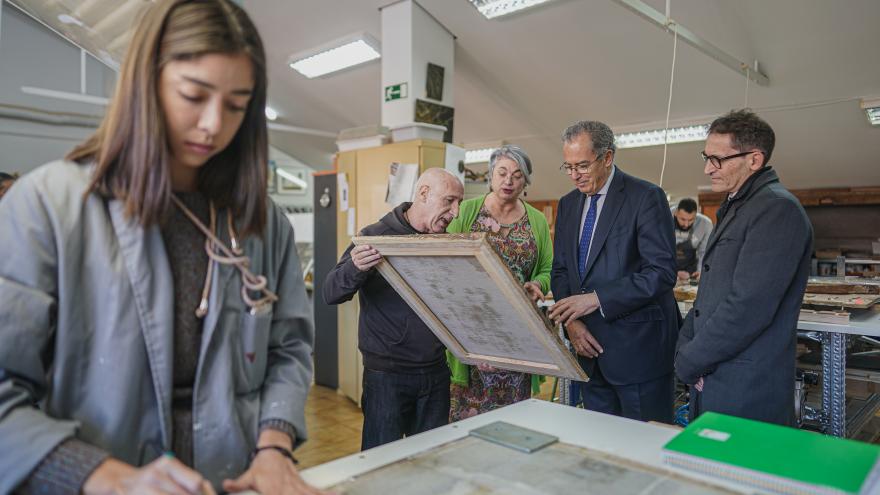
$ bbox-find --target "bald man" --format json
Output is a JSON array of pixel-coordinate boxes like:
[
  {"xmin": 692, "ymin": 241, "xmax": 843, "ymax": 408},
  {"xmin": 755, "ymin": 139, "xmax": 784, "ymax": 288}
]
[{"xmin": 323, "ymin": 168, "xmax": 464, "ymax": 450}]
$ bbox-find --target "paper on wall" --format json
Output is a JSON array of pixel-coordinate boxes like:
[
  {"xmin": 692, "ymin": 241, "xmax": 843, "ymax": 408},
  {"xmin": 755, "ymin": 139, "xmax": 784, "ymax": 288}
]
[
  {"xmin": 385, "ymin": 163, "xmax": 419, "ymax": 206},
  {"xmin": 337, "ymin": 173, "xmax": 349, "ymax": 211},
  {"xmin": 347, "ymin": 208, "xmax": 356, "ymax": 236}
]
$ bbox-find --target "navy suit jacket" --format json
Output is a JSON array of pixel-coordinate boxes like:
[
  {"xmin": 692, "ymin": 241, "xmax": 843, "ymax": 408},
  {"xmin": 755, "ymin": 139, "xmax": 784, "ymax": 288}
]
[{"xmin": 551, "ymin": 167, "xmax": 679, "ymax": 385}]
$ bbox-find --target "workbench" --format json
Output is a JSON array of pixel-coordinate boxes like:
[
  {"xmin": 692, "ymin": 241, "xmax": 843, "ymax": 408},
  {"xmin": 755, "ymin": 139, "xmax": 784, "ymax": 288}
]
[{"xmin": 297, "ymin": 399, "xmax": 756, "ymax": 493}]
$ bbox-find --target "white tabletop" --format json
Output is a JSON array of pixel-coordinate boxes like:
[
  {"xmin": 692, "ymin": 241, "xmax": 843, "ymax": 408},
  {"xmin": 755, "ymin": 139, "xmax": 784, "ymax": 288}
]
[
  {"xmin": 797, "ymin": 308, "xmax": 880, "ymax": 337},
  {"xmin": 298, "ymin": 399, "xmax": 757, "ymax": 493}
]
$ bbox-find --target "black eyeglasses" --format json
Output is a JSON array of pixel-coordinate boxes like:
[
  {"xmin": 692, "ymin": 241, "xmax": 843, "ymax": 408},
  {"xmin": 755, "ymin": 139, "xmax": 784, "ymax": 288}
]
[
  {"xmin": 560, "ymin": 156, "xmax": 603, "ymax": 175},
  {"xmin": 700, "ymin": 150, "xmax": 760, "ymax": 169}
]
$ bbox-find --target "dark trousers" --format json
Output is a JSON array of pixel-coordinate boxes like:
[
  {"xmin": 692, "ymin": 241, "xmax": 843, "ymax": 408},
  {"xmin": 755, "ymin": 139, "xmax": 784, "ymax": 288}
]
[
  {"xmin": 571, "ymin": 363, "xmax": 674, "ymax": 424},
  {"xmin": 361, "ymin": 367, "xmax": 450, "ymax": 451}
]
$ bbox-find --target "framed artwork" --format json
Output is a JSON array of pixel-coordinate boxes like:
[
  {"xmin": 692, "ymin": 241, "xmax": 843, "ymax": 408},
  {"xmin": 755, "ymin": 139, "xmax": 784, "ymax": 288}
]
[
  {"xmin": 352, "ymin": 233, "xmax": 588, "ymax": 380},
  {"xmin": 275, "ymin": 167, "xmax": 308, "ymax": 196},
  {"xmin": 414, "ymin": 99, "xmax": 454, "ymax": 143},
  {"xmin": 426, "ymin": 62, "xmax": 445, "ymax": 101}
]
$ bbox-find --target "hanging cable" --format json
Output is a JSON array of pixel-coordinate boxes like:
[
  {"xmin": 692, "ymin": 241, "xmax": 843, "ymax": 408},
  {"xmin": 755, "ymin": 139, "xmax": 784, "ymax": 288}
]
[
  {"xmin": 744, "ymin": 66, "xmax": 751, "ymax": 108},
  {"xmin": 658, "ymin": 22, "xmax": 678, "ymax": 188}
]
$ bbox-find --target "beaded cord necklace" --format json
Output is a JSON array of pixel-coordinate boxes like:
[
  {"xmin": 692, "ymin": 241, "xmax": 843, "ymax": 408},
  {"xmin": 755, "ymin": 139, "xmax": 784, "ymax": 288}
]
[{"xmin": 171, "ymin": 195, "xmax": 278, "ymax": 317}]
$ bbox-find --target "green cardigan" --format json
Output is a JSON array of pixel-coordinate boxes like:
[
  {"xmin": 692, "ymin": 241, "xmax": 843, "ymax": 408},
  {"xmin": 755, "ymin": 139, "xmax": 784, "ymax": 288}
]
[{"xmin": 445, "ymin": 194, "xmax": 553, "ymax": 394}]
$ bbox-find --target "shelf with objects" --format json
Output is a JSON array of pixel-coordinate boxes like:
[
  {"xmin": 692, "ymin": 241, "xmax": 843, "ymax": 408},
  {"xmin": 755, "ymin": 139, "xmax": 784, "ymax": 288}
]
[
  {"xmin": 813, "ymin": 256, "xmax": 880, "ymax": 278},
  {"xmin": 674, "ymin": 278, "xmax": 880, "ymax": 439},
  {"xmin": 700, "ymin": 186, "xmax": 880, "ymax": 278}
]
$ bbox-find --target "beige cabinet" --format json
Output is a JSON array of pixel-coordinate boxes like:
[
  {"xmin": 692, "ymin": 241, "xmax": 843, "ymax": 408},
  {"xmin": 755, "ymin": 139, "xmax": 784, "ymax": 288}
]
[{"xmin": 335, "ymin": 139, "xmax": 448, "ymax": 405}]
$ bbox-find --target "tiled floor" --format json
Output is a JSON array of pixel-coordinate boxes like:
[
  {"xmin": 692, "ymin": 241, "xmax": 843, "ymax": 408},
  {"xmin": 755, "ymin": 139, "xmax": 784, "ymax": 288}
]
[{"xmin": 296, "ymin": 379, "xmax": 559, "ymax": 469}]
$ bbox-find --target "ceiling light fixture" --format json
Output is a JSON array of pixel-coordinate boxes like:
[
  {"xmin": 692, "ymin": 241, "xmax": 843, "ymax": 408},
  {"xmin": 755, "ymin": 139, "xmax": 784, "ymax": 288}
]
[
  {"xmin": 265, "ymin": 106, "xmax": 278, "ymax": 121},
  {"xmin": 467, "ymin": 0, "xmax": 558, "ymax": 19},
  {"xmin": 860, "ymin": 98, "xmax": 880, "ymax": 126},
  {"xmin": 615, "ymin": 124, "xmax": 709, "ymax": 149},
  {"xmin": 288, "ymin": 32, "xmax": 380, "ymax": 79}
]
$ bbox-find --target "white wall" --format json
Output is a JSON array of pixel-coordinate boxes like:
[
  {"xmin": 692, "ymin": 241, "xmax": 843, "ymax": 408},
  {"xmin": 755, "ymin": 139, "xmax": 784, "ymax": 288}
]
[
  {"xmin": 268, "ymin": 145, "xmax": 315, "ymax": 212},
  {"xmin": 0, "ymin": 3, "xmax": 115, "ymax": 175}
]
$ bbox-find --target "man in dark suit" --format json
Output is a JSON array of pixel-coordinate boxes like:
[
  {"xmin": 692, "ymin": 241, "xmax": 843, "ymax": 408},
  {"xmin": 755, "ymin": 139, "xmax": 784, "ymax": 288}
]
[
  {"xmin": 675, "ymin": 110, "xmax": 813, "ymax": 426},
  {"xmin": 548, "ymin": 121, "xmax": 679, "ymax": 423}
]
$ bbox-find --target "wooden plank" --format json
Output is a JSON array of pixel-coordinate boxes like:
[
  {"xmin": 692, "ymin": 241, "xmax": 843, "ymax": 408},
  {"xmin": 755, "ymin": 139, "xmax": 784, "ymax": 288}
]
[
  {"xmin": 799, "ymin": 309, "xmax": 851, "ymax": 325},
  {"xmin": 806, "ymin": 278, "xmax": 880, "ymax": 295},
  {"xmin": 802, "ymin": 293, "xmax": 880, "ymax": 309},
  {"xmin": 354, "ymin": 233, "xmax": 588, "ymax": 381}
]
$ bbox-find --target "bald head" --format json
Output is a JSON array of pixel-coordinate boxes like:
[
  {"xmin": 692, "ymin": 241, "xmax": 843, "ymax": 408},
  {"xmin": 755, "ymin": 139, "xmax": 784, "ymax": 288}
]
[{"xmin": 407, "ymin": 168, "xmax": 464, "ymax": 233}]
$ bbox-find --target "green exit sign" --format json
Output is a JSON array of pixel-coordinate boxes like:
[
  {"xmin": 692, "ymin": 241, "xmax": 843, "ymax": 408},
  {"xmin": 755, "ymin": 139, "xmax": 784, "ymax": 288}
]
[{"xmin": 384, "ymin": 82, "xmax": 408, "ymax": 102}]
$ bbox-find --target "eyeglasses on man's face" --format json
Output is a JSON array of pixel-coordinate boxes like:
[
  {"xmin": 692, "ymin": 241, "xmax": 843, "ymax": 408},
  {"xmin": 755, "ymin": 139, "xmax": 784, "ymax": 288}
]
[
  {"xmin": 700, "ymin": 150, "xmax": 760, "ymax": 169},
  {"xmin": 559, "ymin": 156, "xmax": 603, "ymax": 175}
]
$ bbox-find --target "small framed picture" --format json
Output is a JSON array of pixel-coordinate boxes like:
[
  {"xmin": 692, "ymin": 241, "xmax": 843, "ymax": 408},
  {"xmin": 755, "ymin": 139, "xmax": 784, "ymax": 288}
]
[
  {"xmin": 275, "ymin": 167, "xmax": 308, "ymax": 196},
  {"xmin": 426, "ymin": 62, "xmax": 445, "ymax": 101}
]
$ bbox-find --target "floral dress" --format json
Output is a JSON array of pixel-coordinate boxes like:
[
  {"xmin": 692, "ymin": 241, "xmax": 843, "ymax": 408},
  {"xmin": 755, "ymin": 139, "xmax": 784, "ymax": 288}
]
[{"xmin": 449, "ymin": 205, "xmax": 538, "ymax": 422}]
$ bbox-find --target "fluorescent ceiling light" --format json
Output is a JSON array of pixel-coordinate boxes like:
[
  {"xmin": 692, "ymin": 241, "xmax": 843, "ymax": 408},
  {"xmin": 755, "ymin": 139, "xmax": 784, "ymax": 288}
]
[
  {"xmin": 860, "ymin": 98, "xmax": 880, "ymax": 126},
  {"xmin": 289, "ymin": 33, "xmax": 380, "ymax": 79},
  {"xmin": 615, "ymin": 124, "xmax": 709, "ymax": 149},
  {"xmin": 265, "ymin": 106, "xmax": 278, "ymax": 121},
  {"xmin": 464, "ymin": 147, "xmax": 495, "ymax": 164},
  {"xmin": 468, "ymin": 0, "xmax": 557, "ymax": 19},
  {"xmin": 276, "ymin": 168, "xmax": 308, "ymax": 189}
]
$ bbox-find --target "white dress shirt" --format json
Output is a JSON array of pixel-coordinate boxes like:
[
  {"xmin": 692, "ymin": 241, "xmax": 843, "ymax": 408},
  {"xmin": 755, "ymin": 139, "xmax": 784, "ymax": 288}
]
[{"xmin": 578, "ymin": 165, "xmax": 616, "ymax": 257}]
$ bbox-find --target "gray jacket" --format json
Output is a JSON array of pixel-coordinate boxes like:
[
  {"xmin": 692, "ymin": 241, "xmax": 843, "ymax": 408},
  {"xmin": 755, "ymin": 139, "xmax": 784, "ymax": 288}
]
[
  {"xmin": 675, "ymin": 167, "xmax": 812, "ymax": 426},
  {"xmin": 0, "ymin": 161, "xmax": 314, "ymax": 491},
  {"xmin": 671, "ymin": 208, "xmax": 713, "ymax": 269}
]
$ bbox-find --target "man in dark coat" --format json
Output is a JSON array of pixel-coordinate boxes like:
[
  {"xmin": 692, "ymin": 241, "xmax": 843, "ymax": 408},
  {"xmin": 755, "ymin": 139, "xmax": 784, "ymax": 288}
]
[
  {"xmin": 675, "ymin": 110, "xmax": 813, "ymax": 426},
  {"xmin": 548, "ymin": 120, "xmax": 679, "ymax": 423},
  {"xmin": 323, "ymin": 168, "xmax": 463, "ymax": 450}
]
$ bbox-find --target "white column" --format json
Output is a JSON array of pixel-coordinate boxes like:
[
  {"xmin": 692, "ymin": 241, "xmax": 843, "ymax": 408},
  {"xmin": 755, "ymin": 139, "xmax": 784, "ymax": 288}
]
[{"xmin": 380, "ymin": 0, "xmax": 454, "ymax": 130}]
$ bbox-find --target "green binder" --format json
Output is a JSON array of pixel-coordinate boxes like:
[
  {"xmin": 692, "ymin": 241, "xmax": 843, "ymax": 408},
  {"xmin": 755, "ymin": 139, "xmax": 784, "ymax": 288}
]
[{"xmin": 662, "ymin": 412, "xmax": 880, "ymax": 495}]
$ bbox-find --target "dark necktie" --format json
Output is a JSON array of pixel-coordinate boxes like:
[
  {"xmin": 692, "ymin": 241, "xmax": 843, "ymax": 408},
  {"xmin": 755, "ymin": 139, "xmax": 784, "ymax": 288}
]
[{"xmin": 578, "ymin": 194, "xmax": 601, "ymax": 278}]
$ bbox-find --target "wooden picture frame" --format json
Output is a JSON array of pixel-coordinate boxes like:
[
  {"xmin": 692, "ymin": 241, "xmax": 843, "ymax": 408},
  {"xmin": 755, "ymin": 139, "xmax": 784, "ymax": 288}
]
[{"xmin": 352, "ymin": 233, "xmax": 588, "ymax": 381}]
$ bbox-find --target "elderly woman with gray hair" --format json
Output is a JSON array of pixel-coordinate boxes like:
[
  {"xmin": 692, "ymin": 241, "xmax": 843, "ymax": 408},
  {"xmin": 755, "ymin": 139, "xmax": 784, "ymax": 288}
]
[{"xmin": 445, "ymin": 145, "xmax": 553, "ymax": 421}]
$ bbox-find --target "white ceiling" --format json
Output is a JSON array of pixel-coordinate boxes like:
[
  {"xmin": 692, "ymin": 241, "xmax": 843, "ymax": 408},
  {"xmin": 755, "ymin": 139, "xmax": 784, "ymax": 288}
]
[
  {"xmin": 248, "ymin": 0, "xmax": 880, "ymax": 201},
  {"xmin": 15, "ymin": 0, "xmax": 878, "ymax": 200}
]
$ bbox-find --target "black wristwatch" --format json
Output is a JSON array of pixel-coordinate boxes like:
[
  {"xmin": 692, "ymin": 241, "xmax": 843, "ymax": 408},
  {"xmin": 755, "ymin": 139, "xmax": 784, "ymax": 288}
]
[{"xmin": 250, "ymin": 445, "xmax": 299, "ymax": 465}]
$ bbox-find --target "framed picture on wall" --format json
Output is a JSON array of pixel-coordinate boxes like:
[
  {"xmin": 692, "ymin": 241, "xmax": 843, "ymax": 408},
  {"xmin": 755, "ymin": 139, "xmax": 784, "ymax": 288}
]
[
  {"xmin": 275, "ymin": 167, "xmax": 309, "ymax": 196},
  {"xmin": 414, "ymin": 99, "xmax": 454, "ymax": 143},
  {"xmin": 426, "ymin": 62, "xmax": 444, "ymax": 101}
]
